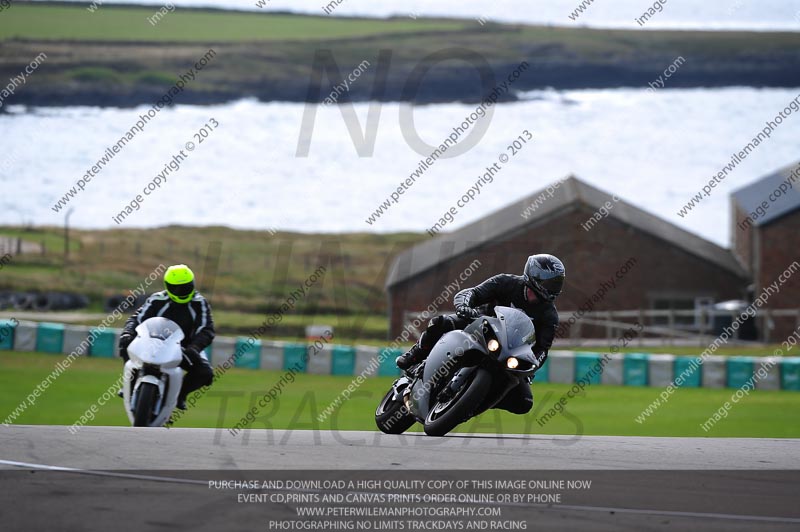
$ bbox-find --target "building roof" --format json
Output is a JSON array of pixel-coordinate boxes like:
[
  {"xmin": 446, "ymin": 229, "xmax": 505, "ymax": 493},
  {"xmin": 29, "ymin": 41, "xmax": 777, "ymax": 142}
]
[
  {"xmin": 386, "ymin": 176, "xmax": 747, "ymax": 288},
  {"xmin": 731, "ymin": 161, "xmax": 800, "ymax": 227}
]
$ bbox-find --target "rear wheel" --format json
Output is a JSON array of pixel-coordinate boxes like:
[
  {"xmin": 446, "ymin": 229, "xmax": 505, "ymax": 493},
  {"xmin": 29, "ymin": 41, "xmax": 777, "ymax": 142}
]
[
  {"xmin": 424, "ymin": 368, "xmax": 492, "ymax": 437},
  {"xmin": 133, "ymin": 382, "xmax": 159, "ymax": 427},
  {"xmin": 375, "ymin": 388, "xmax": 415, "ymax": 434}
]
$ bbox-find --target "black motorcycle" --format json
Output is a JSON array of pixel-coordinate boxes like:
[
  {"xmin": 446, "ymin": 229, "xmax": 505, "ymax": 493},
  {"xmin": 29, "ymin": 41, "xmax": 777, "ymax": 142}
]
[{"xmin": 375, "ymin": 306, "xmax": 539, "ymax": 436}]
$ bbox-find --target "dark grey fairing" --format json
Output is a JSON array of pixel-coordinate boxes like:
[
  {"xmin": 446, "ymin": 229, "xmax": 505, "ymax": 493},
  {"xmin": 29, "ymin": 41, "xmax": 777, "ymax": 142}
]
[
  {"xmin": 494, "ymin": 306, "xmax": 535, "ymax": 349},
  {"xmin": 410, "ymin": 329, "xmax": 483, "ymax": 418},
  {"xmin": 404, "ymin": 307, "xmax": 540, "ymax": 427}
]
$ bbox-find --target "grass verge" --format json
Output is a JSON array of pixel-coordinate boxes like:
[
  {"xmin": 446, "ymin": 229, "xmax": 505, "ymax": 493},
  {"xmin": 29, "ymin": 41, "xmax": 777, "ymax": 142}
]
[{"xmin": 2, "ymin": 351, "xmax": 798, "ymax": 437}]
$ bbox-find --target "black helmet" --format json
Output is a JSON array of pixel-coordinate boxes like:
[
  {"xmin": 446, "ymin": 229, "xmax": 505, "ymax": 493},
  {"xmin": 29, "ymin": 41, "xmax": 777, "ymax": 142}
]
[{"xmin": 523, "ymin": 254, "xmax": 565, "ymax": 302}]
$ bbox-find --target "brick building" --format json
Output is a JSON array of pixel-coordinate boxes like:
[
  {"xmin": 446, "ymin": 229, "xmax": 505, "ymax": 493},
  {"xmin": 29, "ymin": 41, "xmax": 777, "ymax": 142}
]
[
  {"xmin": 731, "ymin": 161, "xmax": 800, "ymax": 342},
  {"xmin": 386, "ymin": 176, "xmax": 748, "ymax": 339}
]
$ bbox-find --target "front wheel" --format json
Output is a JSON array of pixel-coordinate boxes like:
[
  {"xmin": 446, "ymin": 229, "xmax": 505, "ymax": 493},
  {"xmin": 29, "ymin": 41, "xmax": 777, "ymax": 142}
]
[
  {"xmin": 424, "ymin": 368, "xmax": 492, "ymax": 437},
  {"xmin": 133, "ymin": 382, "xmax": 159, "ymax": 427},
  {"xmin": 375, "ymin": 388, "xmax": 415, "ymax": 434}
]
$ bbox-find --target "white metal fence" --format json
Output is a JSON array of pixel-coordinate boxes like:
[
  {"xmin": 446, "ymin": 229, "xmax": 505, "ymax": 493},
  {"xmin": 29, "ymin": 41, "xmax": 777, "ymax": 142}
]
[{"xmin": 403, "ymin": 308, "xmax": 800, "ymax": 346}]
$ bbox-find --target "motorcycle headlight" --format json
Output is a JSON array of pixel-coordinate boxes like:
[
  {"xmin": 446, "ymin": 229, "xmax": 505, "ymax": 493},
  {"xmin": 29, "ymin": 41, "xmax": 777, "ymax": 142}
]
[
  {"xmin": 506, "ymin": 357, "xmax": 519, "ymax": 369},
  {"xmin": 487, "ymin": 339, "xmax": 500, "ymax": 352}
]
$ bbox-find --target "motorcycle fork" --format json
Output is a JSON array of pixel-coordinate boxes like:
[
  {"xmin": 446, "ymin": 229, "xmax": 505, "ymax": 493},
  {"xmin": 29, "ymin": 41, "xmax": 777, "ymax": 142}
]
[
  {"xmin": 128, "ymin": 369, "xmax": 140, "ymax": 410},
  {"xmin": 437, "ymin": 365, "xmax": 479, "ymax": 403}
]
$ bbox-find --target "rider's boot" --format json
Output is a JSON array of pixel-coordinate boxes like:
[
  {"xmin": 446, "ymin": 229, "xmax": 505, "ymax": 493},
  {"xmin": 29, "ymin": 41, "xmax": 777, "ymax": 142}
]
[{"xmin": 396, "ymin": 343, "xmax": 426, "ymax": 370}]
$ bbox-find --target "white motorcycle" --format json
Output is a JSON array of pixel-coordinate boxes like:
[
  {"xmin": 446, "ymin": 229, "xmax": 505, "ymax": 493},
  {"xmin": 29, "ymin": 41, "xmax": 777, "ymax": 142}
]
[{"xmin": 123, "ymin": 317, "xmax": 184, "ymax": 427}]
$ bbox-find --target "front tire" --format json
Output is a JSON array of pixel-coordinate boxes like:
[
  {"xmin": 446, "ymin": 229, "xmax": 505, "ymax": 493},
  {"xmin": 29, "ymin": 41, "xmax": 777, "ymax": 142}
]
[
  {"xmin": 133, "ymin": 382, "xmax": 159, "ymax": 427},
  {"xmin": 375, "ymin": 388, "xmax": 415, "ymax": 434},
  {"xmin": 424, "ymin": 368, "xmax": 492, "ymax": 437}
]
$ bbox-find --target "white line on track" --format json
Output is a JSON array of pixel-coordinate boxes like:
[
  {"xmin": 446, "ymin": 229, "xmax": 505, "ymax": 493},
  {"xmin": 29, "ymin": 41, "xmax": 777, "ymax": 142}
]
[{"xmin": 0, "ymin": 458, "xmax": 205, "ymax": 485}]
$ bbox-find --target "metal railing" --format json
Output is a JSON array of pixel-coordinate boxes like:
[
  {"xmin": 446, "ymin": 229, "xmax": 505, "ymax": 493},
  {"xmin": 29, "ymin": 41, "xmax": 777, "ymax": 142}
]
[{"xmin": 402, "ymin": 308, "xmax": 800, "ymax": 346}]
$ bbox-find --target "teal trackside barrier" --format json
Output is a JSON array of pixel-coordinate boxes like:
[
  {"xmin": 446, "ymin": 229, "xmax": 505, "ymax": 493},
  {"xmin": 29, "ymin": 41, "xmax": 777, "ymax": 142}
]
[
  {"xmin": 378, "ymin": 348, "xmax": 402, "ymax": 377},
  {"xmin": 781, "ymin": 358, "xmax": 800, "ymax": 391},
  {"xmin": 727, "ymin": 357, "xmax": 755, "ymax": 389},
  {"xmin": 331, "ymin": 346, "xmax": 356, "ymax": 376},
  {"xmin": 235, "ymin": 338, "xmax": 261, "ymax": 369},
  {"xmin": 574, "ymin": 352, "xmax": 603, "ymax": 384},
  {"xmin": 534, "ymin": 357, "xmax": 549, "ymax": 383},
  {"xmin": 0, "ymin": 319, "xmax": 16, "ymax": 350},
  {"xmin": 623, "ymin": 353, "xmax": 649, "ymax": 386},
  {"xmin": 284, "ymin": 343, "xmax": 307, "ymax": 372},
  {"xmin": 673, "ymin": 356, "xmax": 702, "ymax": 387},
  {"xmin": 35, "ymin": 322, "xmax": 64, "ymax": 354},
  {"xmin": 89, "ymin": 328, "xmax": 117, "ymax": 358}
]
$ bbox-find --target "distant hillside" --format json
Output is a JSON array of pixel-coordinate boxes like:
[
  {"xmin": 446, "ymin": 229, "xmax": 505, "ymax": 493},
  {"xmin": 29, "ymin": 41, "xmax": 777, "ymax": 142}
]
[
  {"xmin": 0, "ymin": 225, "xmax": 425, "ymax": 318},
  {"xmin": 1, "ymin": 2, "xmax": 799, "ymax": 107}
]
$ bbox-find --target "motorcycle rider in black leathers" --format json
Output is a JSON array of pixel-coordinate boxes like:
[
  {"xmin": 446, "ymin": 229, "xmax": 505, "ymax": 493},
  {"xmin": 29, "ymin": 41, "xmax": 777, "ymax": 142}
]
[
  {"xmin": 118, "ymin": 264, "xmax": 215, "ymax": 411},
  {"xmin": 396, "ymin": 254, "xmax": 565, "ymax": 414}
]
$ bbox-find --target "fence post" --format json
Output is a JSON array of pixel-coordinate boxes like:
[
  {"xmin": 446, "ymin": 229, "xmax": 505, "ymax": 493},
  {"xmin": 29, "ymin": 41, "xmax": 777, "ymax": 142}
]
[
  {"xmin": 638, "ymin": 309, "xmax": 645, "ymax": 346},
  {"xmin": 699, "ymin": 309, "xmax": 708, "ymax": 346},
  {"xmin": 667, "ymin": 309, "xmax": 676, "ymax": 346}
]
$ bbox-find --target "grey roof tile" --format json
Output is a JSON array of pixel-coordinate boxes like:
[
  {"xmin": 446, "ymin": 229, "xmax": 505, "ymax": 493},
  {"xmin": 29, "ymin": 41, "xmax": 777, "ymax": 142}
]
[{"xmin": 387, "ymin": 176, "xmax": 748, "ymax": 287}]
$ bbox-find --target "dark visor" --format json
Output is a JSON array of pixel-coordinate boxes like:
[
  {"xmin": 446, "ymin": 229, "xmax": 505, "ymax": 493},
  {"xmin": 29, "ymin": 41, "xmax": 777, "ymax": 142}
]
[
  {"xmin": 165, "ymin": 281, "xmax": 194, "ymax": 297},
  {"xmin": 540, "ymin": 276, "xmax": 564, "ymax": 296}
]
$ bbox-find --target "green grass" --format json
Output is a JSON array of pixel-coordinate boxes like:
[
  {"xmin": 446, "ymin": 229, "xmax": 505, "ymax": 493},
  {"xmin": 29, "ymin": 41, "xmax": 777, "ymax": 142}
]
[
  {"xmin": 65, "ymin": 67, "xmax": 176, "ymax": 86},
  {"xmin": 0, "ymin": 226, "xmax": 79, "ymax": 253},
  {"xmin": 0, "ymin": 225, "xmax": 425, "ymax": 327},
  {"xmin": 0, "ymin": 4, "xmax": 470, "ymax": 42},
  {"xmin": 3, "ymin": 2, "xmax": 798, "ymax": 113},
  {"xmin": 0, "ymin": 225, "xmax": 792, "ymax": 348},
  {"xmin": 2, "ymin": 351, "xmax": 798, "ymax": 437}
]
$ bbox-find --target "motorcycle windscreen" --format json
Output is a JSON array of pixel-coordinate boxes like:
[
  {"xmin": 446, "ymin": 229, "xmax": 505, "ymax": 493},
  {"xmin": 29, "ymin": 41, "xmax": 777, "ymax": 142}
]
[
  {"xmin": 494, "ymin": 306, "xmax": 535, "ymax": 349},
  {"xmin": 135, "ymin": 317, "xmax": 184, "ymax": 342},
  {"xmin": 131, "ymin": 318, "xmax": 184, "ymax": 367}
]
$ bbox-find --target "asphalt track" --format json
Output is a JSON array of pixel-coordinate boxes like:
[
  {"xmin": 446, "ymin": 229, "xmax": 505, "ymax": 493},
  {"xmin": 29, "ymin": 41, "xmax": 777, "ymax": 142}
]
[{"xmin": 1, "ymin": 426, "xmax": 799, "ymax": 531}]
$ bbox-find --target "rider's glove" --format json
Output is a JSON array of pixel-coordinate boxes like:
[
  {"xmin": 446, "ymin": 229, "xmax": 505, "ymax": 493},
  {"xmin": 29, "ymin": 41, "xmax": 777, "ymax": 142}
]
[
  {"xmin": 118, "ymin": 333, "xmax": 134, "ymax": 362},
  {"xmin": 532, "ymin": 348, "xmax": 548, "ymax": 369},
  {"xmin": 181, "ymin": 346, "xmax": 200, "ymax": 368},
  {"xmin": 455, "ymin": 305, "xmax": 481, "ymax": 320},
  {"xmin": 119, "ymin": 332, "xmax": 134, "ymax": 348}
]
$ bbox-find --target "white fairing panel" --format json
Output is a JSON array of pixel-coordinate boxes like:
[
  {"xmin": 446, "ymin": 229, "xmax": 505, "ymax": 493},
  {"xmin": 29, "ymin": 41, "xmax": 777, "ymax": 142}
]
[
  {"xmin": 122, "ymin": 318, "xmax": 186, "ymax": 427},
  {"xmin": 150, "ymin": 367, "xmax": 183, "ymax": 428},
  {"xmin": 129, "ymin": 318, "xmax": 184, "ymax": 369},
  {"xmin": 122, "ymin": 362, "xmax": 183, "ymax": 427}
]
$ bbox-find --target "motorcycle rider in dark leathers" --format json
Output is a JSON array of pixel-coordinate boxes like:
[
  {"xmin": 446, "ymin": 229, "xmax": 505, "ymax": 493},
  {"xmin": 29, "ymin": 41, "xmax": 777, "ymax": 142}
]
[
  {"xmin": 396, "ymin": 254, "xmax": 565, "ymax": 414},
  {"xmin": 118, "ymin": 264, "xmax": 215, "ymax": 411}
]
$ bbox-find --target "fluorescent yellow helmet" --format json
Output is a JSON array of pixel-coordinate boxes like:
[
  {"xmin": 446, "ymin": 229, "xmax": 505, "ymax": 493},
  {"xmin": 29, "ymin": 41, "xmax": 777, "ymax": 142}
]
[{"xmin": 164, "ymin": 264, "xmax": 195, "ymax": 304}]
